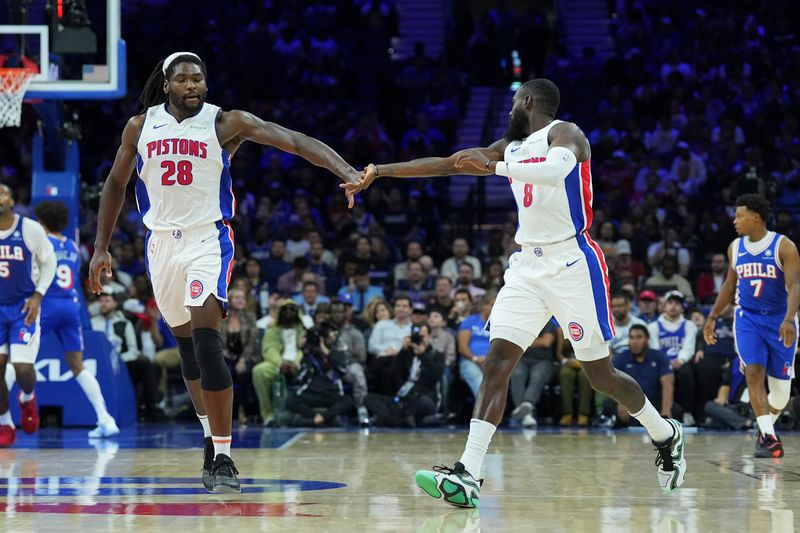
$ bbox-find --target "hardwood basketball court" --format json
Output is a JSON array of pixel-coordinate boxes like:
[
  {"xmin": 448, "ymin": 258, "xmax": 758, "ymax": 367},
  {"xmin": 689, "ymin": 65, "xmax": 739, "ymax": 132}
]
[{"xmin": 1, "ymin": 425, "xmax": 798, "ymax": 532}]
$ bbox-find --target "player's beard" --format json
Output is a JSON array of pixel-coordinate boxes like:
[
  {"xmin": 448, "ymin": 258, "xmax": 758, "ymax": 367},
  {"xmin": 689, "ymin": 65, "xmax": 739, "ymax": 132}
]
[
  {"xmin": 504, "ymin": 107, "xmax": 529, "ymax": 141},
  {"xmin": 168, "ymin": 91, "xmax": 205, "ymax": 114}
]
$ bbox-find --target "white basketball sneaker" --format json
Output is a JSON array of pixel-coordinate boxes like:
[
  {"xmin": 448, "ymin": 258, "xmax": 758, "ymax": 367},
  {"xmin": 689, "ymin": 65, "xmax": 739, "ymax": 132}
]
[
  {"xmin": 88, "ymin": 418, "xmax": 120, "ymax": 438},
  {"xmin": 654, "ymin": 418, "xmax": 686, "ymax": 493},
  {"xmin": 416, "ymin": 462, "xmax": 483, "ymax": 508}
]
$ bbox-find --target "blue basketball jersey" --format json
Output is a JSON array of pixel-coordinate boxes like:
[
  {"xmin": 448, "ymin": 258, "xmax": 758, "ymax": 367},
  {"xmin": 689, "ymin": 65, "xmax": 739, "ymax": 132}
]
[
  {"xmin": 733, "ymin": 232, "xmax": 786, "ymax": 314},
  {"xmin": 657, "ymin": 319, "xmax": 686, "ymax": 360},
  {"xmin": 0, "ymin": 215, "xmax": 37, "ymax": 304},
  {"xmin": 45, "ymin": 235, "xmax": 80, "ymax": 299}
]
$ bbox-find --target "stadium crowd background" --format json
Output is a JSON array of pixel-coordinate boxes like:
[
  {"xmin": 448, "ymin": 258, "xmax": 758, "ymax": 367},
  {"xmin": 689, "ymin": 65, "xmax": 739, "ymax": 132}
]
[{"xmin": 1, "ymin": 0, "xmax": 799, "ymax": 428}]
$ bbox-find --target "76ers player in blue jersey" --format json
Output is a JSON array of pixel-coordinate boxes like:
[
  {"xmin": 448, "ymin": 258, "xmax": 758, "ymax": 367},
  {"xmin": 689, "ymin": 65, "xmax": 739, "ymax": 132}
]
[
  {"xmin": 704, "ymin": 194, "xmax": 800, "ymax": 458},
  {"xmin": 33, "ymin": 201, "xmax": 119, "ymax": 438},
  {"xmin": 345, "ymin": 79, "xmax": 685, "ymax": 507},
  {"xmin": 89, "ymin": 52, "xmax": 361, "ymax": 492},
  {"xmin": 0, "ymin": 184, "xmax": 56, "ymax": 447}
]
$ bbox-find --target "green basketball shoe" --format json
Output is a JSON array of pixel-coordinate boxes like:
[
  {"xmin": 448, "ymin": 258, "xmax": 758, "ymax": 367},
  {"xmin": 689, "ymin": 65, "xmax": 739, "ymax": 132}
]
[
  {"xmin": 654, "ymin": 418, "xmax": 686, "ymax": 493},
  {"xmin": 415, "ymin": 462, "xmax": 483, "ymax": 508}
]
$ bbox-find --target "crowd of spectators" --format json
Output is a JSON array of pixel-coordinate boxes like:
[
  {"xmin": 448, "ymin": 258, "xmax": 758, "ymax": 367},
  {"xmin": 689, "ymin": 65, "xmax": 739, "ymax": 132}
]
[{"xmin": 2, "ymin": 0, "xmax": 800, "ymax": 428}]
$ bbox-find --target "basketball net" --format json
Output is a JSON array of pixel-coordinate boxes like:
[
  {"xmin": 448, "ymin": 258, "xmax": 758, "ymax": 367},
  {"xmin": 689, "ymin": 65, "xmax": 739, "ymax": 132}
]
[{"xmin": 0, "ymin": 68, "xmax": 35, "ymax": 128}]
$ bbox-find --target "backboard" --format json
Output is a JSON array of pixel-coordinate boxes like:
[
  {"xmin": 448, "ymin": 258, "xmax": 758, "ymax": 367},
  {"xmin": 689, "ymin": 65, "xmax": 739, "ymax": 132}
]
[{"xmin": 0, "ymin": 0, "xmax": 125, "ymax": 100}]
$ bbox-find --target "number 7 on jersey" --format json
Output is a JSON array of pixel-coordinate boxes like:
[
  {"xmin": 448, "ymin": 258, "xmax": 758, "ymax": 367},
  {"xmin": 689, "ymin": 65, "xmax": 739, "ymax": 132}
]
[{"xmin": 750, "ymin": 279, "xmax": 763, "ymax": 297}]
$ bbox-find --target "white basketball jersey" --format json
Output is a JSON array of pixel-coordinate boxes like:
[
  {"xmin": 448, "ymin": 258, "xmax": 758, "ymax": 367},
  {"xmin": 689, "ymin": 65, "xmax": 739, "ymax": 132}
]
[
  {"xmin": 503, "ymin": 120, "xmax": 594, "ymax": 245},
  {"xmin": 135, "ymin": 103, "xmax": 235, "ymax": 231}
]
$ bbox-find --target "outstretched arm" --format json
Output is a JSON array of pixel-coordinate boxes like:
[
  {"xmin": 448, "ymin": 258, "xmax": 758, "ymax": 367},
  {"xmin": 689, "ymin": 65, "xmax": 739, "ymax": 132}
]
[
  {"xmin": 89, "ymin": 116, "xmax": 142, "ymax": 294},
  {"xmin": 221, "ymin": 110, "xmax": 361, "ymax": 205},
  {"xmin": 340, "ymin": 138, "xmax": 509, "ymax": 194},
  {"xmin": 779, "ymin": 237, "xmax": 800, "ymax": 347}
]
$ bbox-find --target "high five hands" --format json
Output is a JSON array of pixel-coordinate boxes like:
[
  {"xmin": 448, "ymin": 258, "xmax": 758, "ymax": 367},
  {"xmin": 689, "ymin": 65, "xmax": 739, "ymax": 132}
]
[{"xmin": 340, "ymin": 163, "xmax": 378, "ymax": 200}]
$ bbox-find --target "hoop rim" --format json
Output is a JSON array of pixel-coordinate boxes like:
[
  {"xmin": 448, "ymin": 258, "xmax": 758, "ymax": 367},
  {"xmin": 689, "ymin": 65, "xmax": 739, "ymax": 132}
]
[{"xmin": 0, "ymin": 67, "xmax": 36, "ymax": 83}]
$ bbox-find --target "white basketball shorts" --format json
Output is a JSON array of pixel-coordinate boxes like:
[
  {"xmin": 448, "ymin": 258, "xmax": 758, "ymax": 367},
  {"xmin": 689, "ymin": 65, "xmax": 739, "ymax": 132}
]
[
  {"xmin": 145, "ymin": 221, "xmax": 235, "ymax": 327},
  {"xmin": 489, "ymin": 234, "xmax": 615, "ymax": 361}
]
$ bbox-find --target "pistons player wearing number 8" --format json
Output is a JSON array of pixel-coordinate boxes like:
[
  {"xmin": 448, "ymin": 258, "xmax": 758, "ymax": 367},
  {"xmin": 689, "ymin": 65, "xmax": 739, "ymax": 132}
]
[
  {"xmin": 33, "ymin": 201, "xmax": 119, "ymax": 439},
  {"xmin": 343, "ymin": 79, "xmax": 686, "ymax": 507},
  {"xmin": 704, "ymin": 194, "xmax": 800, "ymax": 458},
  {"xmin": 0, "ymin": 184, "xmax": 56, "ymax": 447},
  {"xmin": 88, "ymin": 52, "xmax": 362, "ymax": 493}
]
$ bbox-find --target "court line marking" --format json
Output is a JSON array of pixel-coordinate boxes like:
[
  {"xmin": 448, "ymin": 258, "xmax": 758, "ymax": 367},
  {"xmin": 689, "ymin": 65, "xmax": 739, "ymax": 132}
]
[{"xmin": 278, "ymin": 432, "xmax": 305, "ymax": 450}]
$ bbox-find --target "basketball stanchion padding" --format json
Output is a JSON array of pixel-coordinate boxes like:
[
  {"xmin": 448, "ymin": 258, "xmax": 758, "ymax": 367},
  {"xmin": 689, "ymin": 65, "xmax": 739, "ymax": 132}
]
[{"xmin": 0, "ymin": 67, "xmax": 35, "ymax": 127}]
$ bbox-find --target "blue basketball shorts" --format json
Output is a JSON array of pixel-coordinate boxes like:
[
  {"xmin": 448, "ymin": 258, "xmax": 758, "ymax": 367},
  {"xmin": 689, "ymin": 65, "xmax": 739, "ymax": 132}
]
[
  {"xmin": 733, "ymin": 308, "xmax": 797, "ymax": 380},
  {"xmin": 41, "ymin": 296, "xmax": 85, "ymax": 352},
  {"xmin": 0, "ymin": 300, "xmax": 41, "ymax": 364}
]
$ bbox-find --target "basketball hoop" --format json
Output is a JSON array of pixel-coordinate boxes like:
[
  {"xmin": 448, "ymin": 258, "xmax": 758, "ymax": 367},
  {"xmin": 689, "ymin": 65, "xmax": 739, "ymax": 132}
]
[{"xmin": 0, "ymin": 68, "xmax": 35, "ymax": 128}]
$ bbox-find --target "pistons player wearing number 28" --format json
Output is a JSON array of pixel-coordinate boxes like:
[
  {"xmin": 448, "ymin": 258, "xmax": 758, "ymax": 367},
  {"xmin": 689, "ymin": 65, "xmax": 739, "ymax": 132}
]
[
  {"xmin": 343, "ymin": 78, "xmax": 686, "ymax": 507},
  {"xmin": 88, "ymin": 52, "xmax": 363, "ymax": 494},
  {"xmin": 704, "ymin": 194, "xmax": 800, "ymax": 459}
]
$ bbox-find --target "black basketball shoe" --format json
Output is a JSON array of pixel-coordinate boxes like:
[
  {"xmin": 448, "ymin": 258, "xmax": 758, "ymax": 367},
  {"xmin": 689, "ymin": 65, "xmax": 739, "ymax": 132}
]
[
  {"xmin": 211, "ymin": 454, "xmax": 241, "ymax": 493},
  {"xmin": 754, "ymin": 432, "xmax": 784, "ymax": 458}
]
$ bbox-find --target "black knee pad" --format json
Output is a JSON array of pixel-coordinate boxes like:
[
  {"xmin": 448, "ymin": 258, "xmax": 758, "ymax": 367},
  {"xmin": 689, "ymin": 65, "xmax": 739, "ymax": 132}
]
[
  {"xmin": 192, "ymin": 328, "xmax": 233, "ymax": 391},
  {"xmin": 176, "ymin": 336, "xmax": 201, "ymax": 381}
]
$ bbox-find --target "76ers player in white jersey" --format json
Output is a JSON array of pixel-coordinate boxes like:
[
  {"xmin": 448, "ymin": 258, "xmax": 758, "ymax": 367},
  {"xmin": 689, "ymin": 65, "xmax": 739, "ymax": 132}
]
[
  {"xmin": 345, "ymin": 79, "xmax": 686, "ymax": 507},
  {"xmin": 89, "ymin": 52, "xmax": 361, "ymax": 493}
]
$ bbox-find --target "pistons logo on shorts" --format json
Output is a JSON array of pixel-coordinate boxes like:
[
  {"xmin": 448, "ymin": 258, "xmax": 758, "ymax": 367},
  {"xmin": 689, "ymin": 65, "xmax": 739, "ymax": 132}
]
[
  {"xmin": 189, "ymin": 280, "xmax": 204, "ymax": 299},
  {"xmin": 18, "ymin": 329, "xmax": 31, "ymax": 344},
  {"xmin": 568, "ymin": 322, "xmax": 584, "ymax": 341},
  {"xmin": 785, "ymin": 362, "xmax": 793, "ymax": 377}
]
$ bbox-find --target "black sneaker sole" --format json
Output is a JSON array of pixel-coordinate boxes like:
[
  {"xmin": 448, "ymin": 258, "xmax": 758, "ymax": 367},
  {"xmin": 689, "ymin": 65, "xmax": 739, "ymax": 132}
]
[{"xmin": 754, "ymin": 449, "xmax": 784, "ymax": 458}]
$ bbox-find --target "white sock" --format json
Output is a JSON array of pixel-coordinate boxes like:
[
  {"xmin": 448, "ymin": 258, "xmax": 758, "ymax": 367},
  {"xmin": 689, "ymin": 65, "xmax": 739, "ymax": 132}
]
[
  {"xmin": 770, "ymin": 412, "xmax": 780, "ymax": 424},
  {"xmin": 212, "ymin": 435, "xmax": 232, "ymax": 459},
  {"xmin": 630, "ymin": 398, "xmax": 674, "ymax": 443},
  {"xmin": 757, "ymin": 415, "xmax": 775, "ymax": 436},
  {"xmin": 197, "ymin": 414, "xmax": 211, "ymax": 438},
  {"xmin": 75, "ymin": 371, "xmax": 113, "ymax": 425},
  {"xmin": 19, "ymin": 391, "xmax": 34, "ymax": 403},
  {"xmin": 0, "ymin": 410, "xmax": 14, "ymax": 428},
  {"xmin": 458, "ymin": 419, "xmax": 496, "ymax": 478}
]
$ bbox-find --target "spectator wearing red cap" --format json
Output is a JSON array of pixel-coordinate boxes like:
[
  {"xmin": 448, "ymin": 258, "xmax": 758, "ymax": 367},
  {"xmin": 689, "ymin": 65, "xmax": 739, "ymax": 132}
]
[{"xmin": 636, "ymin": 290, "xmax": 659, "ymax": 324}]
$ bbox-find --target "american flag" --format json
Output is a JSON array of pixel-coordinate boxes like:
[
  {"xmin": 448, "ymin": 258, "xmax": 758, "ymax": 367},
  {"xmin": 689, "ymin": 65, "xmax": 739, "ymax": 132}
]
[{"xmin": 82, "ymin": 65, "xmax": 109, "ymax": 82}]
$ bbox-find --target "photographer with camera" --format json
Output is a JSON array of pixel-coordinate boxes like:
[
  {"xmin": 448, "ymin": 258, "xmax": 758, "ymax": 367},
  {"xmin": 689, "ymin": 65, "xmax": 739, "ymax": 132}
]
[
  {"xmin": 285, "ymin": 321, "xmax": 355, "ymax": 427},
  {"xmin": 364, "ymin": 324, "xmax": 445, "ymax": 427}
]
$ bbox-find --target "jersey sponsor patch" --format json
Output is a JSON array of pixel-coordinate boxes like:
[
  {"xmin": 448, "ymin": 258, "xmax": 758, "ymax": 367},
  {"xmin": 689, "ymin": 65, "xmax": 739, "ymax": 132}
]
[
  {"xmin": 189, "ymin": 280, "xmax": 204, "ymax": 299},
  {"xmin": 568, "ymin": 322, "xmax": 584, "ymax": 341}
]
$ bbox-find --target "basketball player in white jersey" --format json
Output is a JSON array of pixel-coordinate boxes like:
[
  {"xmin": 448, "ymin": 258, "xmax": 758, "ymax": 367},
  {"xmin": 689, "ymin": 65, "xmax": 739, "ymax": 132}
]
[
  {"xmin": 343, "ymin": 79, "xmax": 686, "ymax": 507},
  {"xmin": 89, "ymin": 52, "xmax": 361, "ymax": 493}
]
